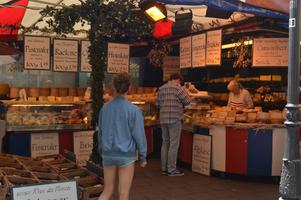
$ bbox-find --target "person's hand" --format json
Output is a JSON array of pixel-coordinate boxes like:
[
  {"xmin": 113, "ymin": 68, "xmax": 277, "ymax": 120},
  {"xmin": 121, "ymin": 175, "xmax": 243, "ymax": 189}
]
[{"xmin": 140, "ymin": 160, "xmax": 147, "ymax": 168}]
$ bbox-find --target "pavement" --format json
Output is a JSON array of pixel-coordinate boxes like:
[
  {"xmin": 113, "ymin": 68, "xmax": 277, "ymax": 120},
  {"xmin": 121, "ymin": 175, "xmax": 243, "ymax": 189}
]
[{"xmin": 109, "ymin": 159, "xmax": 279, "ymax": 200}]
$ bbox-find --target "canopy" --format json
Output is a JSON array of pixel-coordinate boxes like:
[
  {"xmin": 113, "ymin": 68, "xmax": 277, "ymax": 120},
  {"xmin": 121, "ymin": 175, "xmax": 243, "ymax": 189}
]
[
  {"xmin": 158, "ymin": 0, "xmax": 289, "ymax": 31},
  {"xmin": 0, "ymin": 0, "xmax": 88, "ymax": 40}
]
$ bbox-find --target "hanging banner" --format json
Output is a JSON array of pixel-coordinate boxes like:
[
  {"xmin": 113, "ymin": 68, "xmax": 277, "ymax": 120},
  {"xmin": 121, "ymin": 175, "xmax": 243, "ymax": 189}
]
[
  {"xmin": 206, "ymin": 29, "xmax": 222, "ymax": 66},
  {"xmin": 163, "ymin": 56, "xmax": 180, "ymax": 81},
  {"xmin": 53, "ymin": 39, "xmax": 78, "ymax": 72},
  {"xmin": 180, "ymin": 36, "xmax": 192, "ymax": 68},
  {"xmin": 253, "ymin": 38, "xmax": 288, "ymax": 67},
  {"xmin": 11, "ymin": 180, "xmax": 78, "ymax": 200},
  {"xmin": 192, "ymin": 134, "xmax": 212, "ymax": 176},
  {"xmin": 24, "ymin": 36, "xmax": 50, "ymax": 70},
  {"xmin": 107, "ymin": 43, "xmax": 130, "ymax": 73},
  {"xmin": 31, "ymin": 133, "xmax": 59, "ymax": 158},
  {"xmin": 73, "ymin": 131, "xmax": 94, "ymax": 166},
  {"xmin": 192, "ymin": 34, "xmax": 206, "ymax": 67},
  {"xmin": 80, "ymin": 40, "xmax": 92, "ymax": 72}
]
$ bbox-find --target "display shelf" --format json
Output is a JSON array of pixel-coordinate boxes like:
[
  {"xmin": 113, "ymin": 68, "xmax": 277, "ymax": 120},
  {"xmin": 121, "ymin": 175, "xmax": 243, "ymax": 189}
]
[{"xmin": 7, "ymin": 124, "xmax": 90, "ymax": 132}]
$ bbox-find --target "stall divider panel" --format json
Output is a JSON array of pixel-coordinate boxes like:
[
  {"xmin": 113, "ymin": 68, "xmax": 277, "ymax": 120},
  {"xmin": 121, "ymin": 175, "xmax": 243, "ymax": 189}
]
[
  {"xmin": 247, "ymin": 129, "xmax": 272, "ymax": 176},
  {"xmin": 209, "ymin": 125, "xmax": 226, "ymax": 172},
  {"xmin": 226, "ymin": 127, "xmax": 248, "ymax": 175},
  {"xmin": 144, "ymin": 126, "xmax": 154, "ymax": 156},
  {"xmin": 179, "ymin": 130, "xmax": 193, "ymax": 164},
  {"xmin": 272, "ymin": 128, "xmax": 285, "ymax": 176},
  {"xmin": 8, "ymin": 132, "xmax": 31, "ymax": 157},
  {"xmin": 59, "ymin": 131, "xmax": 74, "ymax": 155}
]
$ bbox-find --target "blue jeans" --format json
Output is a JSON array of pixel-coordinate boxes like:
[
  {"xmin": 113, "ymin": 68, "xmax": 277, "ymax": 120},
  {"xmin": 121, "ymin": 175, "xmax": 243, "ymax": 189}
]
[{"xmin": 161, "ymin": 120, "xmax": 182, "ymax": 173}]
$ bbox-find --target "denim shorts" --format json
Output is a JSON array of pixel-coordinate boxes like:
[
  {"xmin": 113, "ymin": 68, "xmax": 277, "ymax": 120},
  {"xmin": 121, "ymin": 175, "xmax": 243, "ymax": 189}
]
[{"xmin": 102, "ymin": 156, "xmax": 136, "ymax": 167}]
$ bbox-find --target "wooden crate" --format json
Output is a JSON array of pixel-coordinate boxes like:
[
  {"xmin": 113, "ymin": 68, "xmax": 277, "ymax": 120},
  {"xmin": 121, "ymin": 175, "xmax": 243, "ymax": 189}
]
[
  {"xmin": 77, "ymin": 175, "xmax": 104, "ymax": 200},
  {"xmin": 60, "ymin": 169, "xmax": 91, "ymax": 179},
  {"xmin": 7, "ymin": 175, "xmax": 39, "ymax": 185},
  {"xmin": 0, "ymin": 176, "xmax": 8, "ymax": 200},
  {"xmin": 1, "ymin": 168, "xmax": 34, "ymax": 179}
]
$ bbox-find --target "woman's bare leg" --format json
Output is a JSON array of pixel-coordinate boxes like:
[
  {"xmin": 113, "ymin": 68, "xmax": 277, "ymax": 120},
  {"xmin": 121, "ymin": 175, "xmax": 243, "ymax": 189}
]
[{"xmin": 98, "ymin": 166, "xmax": 117, "ymax": 200}]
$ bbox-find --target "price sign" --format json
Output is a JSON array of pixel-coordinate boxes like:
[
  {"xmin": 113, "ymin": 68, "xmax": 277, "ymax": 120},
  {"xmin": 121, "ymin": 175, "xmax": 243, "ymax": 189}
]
[
  {"xmin": 12, "ymin": 180, "xmax": 78, "ymax": 200},
  {"xmin": 24, "ymin": 36, "xmax": 50, "ymax": 70},
  {"xmin": 107, "ymin": 43, "xmax": 130, "ymax": 73},
  {"xmin": 53, "ymin": 39, "xmax": 79, "ymax": 72},
  {"xmin": 192, "ymin": 134, "xmax": 212, "ymax": 176}
]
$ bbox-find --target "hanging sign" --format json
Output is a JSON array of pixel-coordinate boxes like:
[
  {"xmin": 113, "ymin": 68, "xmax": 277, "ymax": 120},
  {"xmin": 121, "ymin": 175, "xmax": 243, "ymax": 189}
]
[
  {"xmin": 163, "ymin": 56, "xmax": 180, "ymax": 81},
  {"xmin": 192, "ymin": 34, "xmax": 206, "ymax": 67},
  {"xmin": 80, "ymin": 40, "xmax": 92, "ymax": 72},
  {"xmin": 11, "ymin": 180, "xmax": 78, "ymax": 200},
  {"xmin": 24, "ymin": 36, "xmax": 51, "ymax": 70},
  {"xmin": 107, "ymin": 43, "xmax": 130, "ymax": 73},
  {"xmin": 192, "ymin": 134, "xmax": 212, "ymax": 176},
  {"xmin": 253, "ymin": 38, "xmax": 288, "ymax": 67},
  {"xmin": 53, "ymin": 39, "xmax": 78, "ymax": 72},
  {"xmin": 180, "ymin": 36, "xmax": 192, "ymax": 68},
  {"xmin": 73, "ymin": 131, "xmax": 94, "ymax": 166},
  {"xmin": 31, "ymin": 133, "xmax": 59, "ymax": 158},
  {"xmin": 206, "ymin": 29, "xmax": 222, "ymax": 66}
]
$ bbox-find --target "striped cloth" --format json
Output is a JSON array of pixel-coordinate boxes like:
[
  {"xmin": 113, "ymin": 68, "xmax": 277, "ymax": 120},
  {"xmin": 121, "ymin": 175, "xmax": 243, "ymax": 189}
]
[{"xmin": 157, "ymin": 81, "xmax": 191, "ymax": 125}]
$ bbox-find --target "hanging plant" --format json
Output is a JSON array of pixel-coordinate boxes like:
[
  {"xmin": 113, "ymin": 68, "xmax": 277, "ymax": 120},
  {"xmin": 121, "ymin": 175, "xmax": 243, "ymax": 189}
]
[
  {"xmin": 148, "ymin": 40, "xmax": 170, "ymax": 67},
  {"xmin": 30, "ymin": 0, "xmax": 152, "ymax": 163},
  {"xmin": 232, "ymin": 37, "xmax": 252, "ymax": 68}
]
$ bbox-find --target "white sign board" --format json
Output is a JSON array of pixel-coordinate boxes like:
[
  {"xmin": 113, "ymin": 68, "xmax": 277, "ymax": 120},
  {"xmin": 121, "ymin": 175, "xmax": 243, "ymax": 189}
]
[
  {"xmin": 80, "ymin": 40, "xmax": 92, "ymax": 72},
  {"xmin": 53, "ymin": 39, "xmax": 78, "ymax": 72},
  {"xmin": 24, "ymin": 36, "xmax": 50, "ymax": 70},
  {"xmin": 107, "ymin": 43, "xmax": 130, "ymax": 73},
  {"xmin": 31, "ymin": 133, "xmax": 59, "ymax": 158},
  {"xmin": 253, "ymin": 38, "xmax": 288, "ymax": 67},
  {"xmin": 192, "ymin": 34, "xmax": 206, "ymax": 67},
  {"xmin": 12, "ymin": 180, "xmax": 78, "ymax": 200},
  {"xmin": 180, "ymin": 37, "xmax": 192, "ymax": 68},
  {"xmin": 206, "ymin": 29, "xmax": 222, "ymax": 66},
  {"xmin": 192, "ymin": 134, "xmax": 212, "ymax": 176},
  {"xmin": 163, "ymin": 56, "xmax": 180, "ymax": 81},
  {"xmin": 73, "ymin": 131, "xmax": 94, "ymax": 166}
]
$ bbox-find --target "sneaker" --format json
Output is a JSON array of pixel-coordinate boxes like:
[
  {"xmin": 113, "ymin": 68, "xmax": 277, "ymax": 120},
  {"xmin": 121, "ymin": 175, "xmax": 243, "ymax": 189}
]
[
  {"xmin": 167, "ymin": 170, "xmax": 184, "ymax": 177},
  {"xmin": 161, "ymin": 170, "xmax": 167, "ymax": 175}
]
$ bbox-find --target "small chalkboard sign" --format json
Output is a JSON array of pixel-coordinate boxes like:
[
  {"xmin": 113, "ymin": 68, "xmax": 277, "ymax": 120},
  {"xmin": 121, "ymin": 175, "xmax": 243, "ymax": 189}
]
[
  {"xmin": 11, "ymin": 180, "xmax": 78, "ymax": 200},
  {"xmin": 192, "ymin": 134, "xmax": 212, "ymax": 176}
]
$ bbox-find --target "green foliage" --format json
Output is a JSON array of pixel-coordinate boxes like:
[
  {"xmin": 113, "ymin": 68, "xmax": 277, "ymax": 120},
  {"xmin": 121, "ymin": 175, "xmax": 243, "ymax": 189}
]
[{"xmin": 39, "ymin": 0, "xmax": 152, "ymax": 163}]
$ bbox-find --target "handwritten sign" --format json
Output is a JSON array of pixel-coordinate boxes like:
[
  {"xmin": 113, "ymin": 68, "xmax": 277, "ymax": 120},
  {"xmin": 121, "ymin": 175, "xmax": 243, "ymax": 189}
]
[
  {"xmin": 253, "ymin": 38, "xmax": 288, "ymax": 67},
  {"xmin": 163, "ymin": 56, "xmax": 180, "ymax": 81},
  {"xmin": 107, "ymin": 43, "xmax": 130, "ymax": 73},
  {"xmin": 192, "ymin": 134, "xmax": 212, "ymax": 176},
  {"xmin": 206, "ymin": 29, "xmax": 222, "ymax": 65},
  {"xmin": 180, "ymin": 37, "xmax": 192, "ymax": 68},
  {"xmin": 31, "ymin": 133, "xmax": 59, "ymax": 158},
  {"xmin": 24, "ymin": 36, "xmax": 50, "ymax": 70},
  {"xmin": 73, "ymin": 131, "xmax": 94, "ymax": 166},
  {"xmin": 12, "ymin": 180, "xmax": 78, "ymax": 200},
  {"xmin": 53, "ymin": 39, "xmax": 78, "ymax": 72},
  {"xmin": 80, "ymin": 40, "xmax": 92, "ymax": 72},
  {"xmin": 192, "ymin": 34, "xmax": 206, "ymax": 67}
]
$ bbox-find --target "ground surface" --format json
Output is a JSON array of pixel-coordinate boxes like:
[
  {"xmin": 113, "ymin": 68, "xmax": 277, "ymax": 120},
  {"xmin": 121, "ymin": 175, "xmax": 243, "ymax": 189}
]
[{"xmin": 109, "ymin": 159, "xmax": 279, "ymax": 200}]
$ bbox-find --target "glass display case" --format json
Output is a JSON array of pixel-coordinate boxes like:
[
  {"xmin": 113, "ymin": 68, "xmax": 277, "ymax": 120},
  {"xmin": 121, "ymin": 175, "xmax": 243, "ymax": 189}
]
[{"xmin": 0, "ymin": 101, "xmax": 92, "ymax": 132}]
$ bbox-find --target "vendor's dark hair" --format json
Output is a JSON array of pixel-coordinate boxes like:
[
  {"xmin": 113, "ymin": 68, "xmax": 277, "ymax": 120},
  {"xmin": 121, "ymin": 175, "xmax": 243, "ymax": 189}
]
[
  {"xmin": 113, "ymin": 73, "xmax": 131, "ymax": 94},
  {"xmin": 170, "ymin": 73, "xmax": 183, "ymax": 81}
]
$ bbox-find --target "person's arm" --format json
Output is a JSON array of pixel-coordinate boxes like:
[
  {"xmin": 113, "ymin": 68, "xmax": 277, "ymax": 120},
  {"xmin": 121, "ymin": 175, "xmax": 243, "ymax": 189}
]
[
  {"xmin": 177, "ymin": 87, "xmax": 191, "ymax": 106},
  {"xmin": 131, "ymin": 109, "xmax": 147, "ymax": 162}
]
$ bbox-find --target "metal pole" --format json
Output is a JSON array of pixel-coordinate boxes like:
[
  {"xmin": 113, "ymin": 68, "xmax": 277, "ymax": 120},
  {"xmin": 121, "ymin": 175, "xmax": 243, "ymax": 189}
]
[{"xmin": 279, "ymin": 0, "xmax": 301, "ymax": 199}]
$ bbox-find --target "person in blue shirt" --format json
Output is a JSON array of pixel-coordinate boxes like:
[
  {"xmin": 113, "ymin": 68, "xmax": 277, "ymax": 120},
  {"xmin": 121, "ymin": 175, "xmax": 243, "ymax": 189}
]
[{"xmin": 98, "ymin": 73, "xmax": 147, "ymax": 200}]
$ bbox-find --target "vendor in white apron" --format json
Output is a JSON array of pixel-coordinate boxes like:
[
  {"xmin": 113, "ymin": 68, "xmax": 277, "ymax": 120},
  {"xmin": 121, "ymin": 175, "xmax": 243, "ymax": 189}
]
[{"xmin": 227, "ymin": 80, "xmax": 253, "ymax": 110}]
